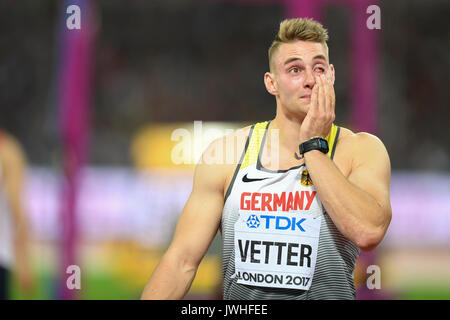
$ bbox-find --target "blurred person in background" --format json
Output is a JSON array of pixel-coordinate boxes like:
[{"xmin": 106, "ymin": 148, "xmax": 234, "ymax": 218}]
[
  {"xmin": 141, "ymin": 18, "xmax": 391, "ymax": 300},
  {"xmin": 0, "ymin": 129, "xmax": 34, "ymax": 299}
]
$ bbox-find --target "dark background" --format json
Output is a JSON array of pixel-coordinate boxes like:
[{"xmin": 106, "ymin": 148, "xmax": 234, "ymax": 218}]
[{"xmin": 1, "ymin": 0, "xmax": 449, "ymax": 170}]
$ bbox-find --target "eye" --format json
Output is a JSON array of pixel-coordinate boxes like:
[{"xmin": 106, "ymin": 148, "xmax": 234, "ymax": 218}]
[
  {"xmin": 314, "ymin": 67, "xmax": 325, "ymax": 73},
  {"xmin": 289, "ymin": 67, "xmax": 300, "ymax": 74}
]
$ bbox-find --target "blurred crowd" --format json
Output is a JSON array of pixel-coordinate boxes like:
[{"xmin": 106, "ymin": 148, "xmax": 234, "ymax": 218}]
[{"xmin": 1, "ymin": 0, "xmax": 449, "ymax": 170}]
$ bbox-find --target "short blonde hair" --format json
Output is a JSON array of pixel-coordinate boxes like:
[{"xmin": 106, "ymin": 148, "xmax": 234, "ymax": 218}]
[{"xmin": 268, "ymin": 18, "xmax": 329, "ymax": 71}]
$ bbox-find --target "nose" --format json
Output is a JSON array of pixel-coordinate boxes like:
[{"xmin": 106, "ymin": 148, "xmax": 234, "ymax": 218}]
[{"xmin": 304, "ymin": 68, "xmax": 315, "ymax": 89}]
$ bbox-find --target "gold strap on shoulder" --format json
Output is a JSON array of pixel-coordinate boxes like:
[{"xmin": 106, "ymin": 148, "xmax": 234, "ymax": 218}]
[
  {"xmin": 325, "ymin": 123, "xmax": 338, "ymax": 158},
  {"xmin": 242, "ymin": 122, "xmax": 338, "ymax": 167},
  {"xmin": 240, "ymin": 121, "xmax": 268, "ymax": 170}
]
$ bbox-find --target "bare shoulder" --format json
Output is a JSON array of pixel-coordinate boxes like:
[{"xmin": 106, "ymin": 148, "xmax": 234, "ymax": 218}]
[
  {"xmin": 195, "ymin": 125, "xmax": 252, "ymax": 193},
  {"xmin": 336, "ymin": 127, "xmax": 390, "ymax": 168},
  {"xmin": 338, "ymin": 127, "xmax": 388, "ymax": 152},
  {"xmin": 200, "ymin": 125, "xmax": 252, "ymax": 165},
  {"xmin": 0, "ymin": 131, "xmax": 26, "ymax": 165}
]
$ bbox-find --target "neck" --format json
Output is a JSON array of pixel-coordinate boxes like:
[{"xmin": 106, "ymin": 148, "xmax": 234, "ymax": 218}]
[{"xmin": 270, "ymin": 107, "xmax": 306, "ymax": 153}]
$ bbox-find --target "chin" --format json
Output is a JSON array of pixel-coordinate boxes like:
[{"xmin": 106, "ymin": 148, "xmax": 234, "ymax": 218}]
[
  {"xmin": 297, "ymin": 104, "xmax": 309, "ymax": 114},
  {"xmin": 284, "ymin": 105, "xmax": 308, "ymax": 119}
]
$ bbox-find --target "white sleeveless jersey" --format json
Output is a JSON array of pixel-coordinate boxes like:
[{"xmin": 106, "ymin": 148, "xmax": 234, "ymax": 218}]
[{"xmin": 221, "ymin": 121, "xmax": 360, "ymax": 300}]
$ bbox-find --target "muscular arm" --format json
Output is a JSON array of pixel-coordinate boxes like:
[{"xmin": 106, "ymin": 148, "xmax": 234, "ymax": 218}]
[
  {"xmin": 304, "ymin": 133, "xmax": 392, "ymax": 251},
  {"xmin": 141, "ymin": 142, "xmax": 226, "ymax": 299},
  {"xmin": 1, "ymin": 134, "xmax": 33, "ymax": 292}
]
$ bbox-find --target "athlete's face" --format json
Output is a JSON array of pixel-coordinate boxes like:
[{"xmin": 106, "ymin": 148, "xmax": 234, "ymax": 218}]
[{"xmin": 265, "ymin": 40, "xmax": 335, "ymax": 116}]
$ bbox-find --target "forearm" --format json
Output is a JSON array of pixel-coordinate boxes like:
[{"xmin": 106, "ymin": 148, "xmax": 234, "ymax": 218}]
[
  {"xmin": 12, "ymin": 204, "xmax": 29, "ymax": 244},
  {"xmin": 8, "ymin": 181, "xmax": 31, "ymax": 267},
  {"xmin": 13, "ymin": 221, "xmax": 30, "ymax": 267},
  {"xmin": 141, "ymin": 250, "xmax": 197, "ymax": 300},
  {"xmin": 304, "ymin": 150, "xmax": 386, "ymax": 249}
]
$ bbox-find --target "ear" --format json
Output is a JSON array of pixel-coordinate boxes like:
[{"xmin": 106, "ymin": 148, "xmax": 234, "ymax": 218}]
[
  {"xmin": 329, "ymin": 64, "xmax": 336, "ymax": 85},
  {"xmin": 264, "ymin": 72, "xmax": 278, "ymax": 96}
]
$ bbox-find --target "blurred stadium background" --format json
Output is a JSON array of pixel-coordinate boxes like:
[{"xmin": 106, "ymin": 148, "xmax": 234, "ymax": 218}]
[{"xmin": 1, "ymin": 0, "xmax": 449, "ymax": 299}]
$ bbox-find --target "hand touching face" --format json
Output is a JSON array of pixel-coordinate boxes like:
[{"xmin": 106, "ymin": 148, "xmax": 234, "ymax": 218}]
[
  {"xmin": 264, "ymin": 40, "xmax": 335, "ymax": 118},
  {"xmin": 298, "ymin": 73, "xmax": 336, "ymax": 143}
]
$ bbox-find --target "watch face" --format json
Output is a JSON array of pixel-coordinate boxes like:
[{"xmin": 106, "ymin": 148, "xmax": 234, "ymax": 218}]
[{"xmin": 315, "ymin": 140, "xmax": 321, "ymax": 148}]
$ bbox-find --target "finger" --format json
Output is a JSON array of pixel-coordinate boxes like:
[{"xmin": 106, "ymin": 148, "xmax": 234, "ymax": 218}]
[
  {"xmin": 323, "ymin": 73, "xmax": 335, "ymax": 121},
  {"xmin": 325, "ymin": 68, "xmax": 333, "ymax": 84},
  {"xmin": 317, "ymin": 74, "xmax": 326, "ymax": 115},
  {"xmin": 320, "ymin": 74, "xmax": 330, "ymax": 115},
  {"xmin": 310, "ymin": 78, "xmax": 319, "ymax": 115},
  {"xmin": 329, "ymin": 77, "xmax": 336, "ymax": 121}
]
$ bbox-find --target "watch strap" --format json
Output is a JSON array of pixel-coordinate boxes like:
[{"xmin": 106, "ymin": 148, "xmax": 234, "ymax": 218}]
[{"xmin": 298, "ymin": 137, "xmax": 329, "ymax": 158}]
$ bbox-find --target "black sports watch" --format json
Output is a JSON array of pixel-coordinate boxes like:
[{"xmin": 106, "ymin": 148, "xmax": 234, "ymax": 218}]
[{"xmin": 298, "ymin": 137, "xmax": 329, "ymax": 159}]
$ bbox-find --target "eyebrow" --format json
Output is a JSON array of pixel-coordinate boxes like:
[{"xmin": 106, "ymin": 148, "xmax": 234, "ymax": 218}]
[
  {"xmin": 312, "ymin": 54, "xmax": 328, "ymax": 62},
  {"xmin": 283, "ymin": 55, "xmax": 328, "ymax": 66},
  {"xmin": 283, "ymin": 57, "xmax": 303, "ymax": 66}
]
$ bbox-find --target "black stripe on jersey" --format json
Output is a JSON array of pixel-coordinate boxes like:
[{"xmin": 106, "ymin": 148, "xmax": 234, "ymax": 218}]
[
  {"xmin": 330, "ymin": 126, "xmax": 340, "ymax": 160},
  {"xmin": 256, "ymin": 120, "xmax": 305, "ymax": 173}
]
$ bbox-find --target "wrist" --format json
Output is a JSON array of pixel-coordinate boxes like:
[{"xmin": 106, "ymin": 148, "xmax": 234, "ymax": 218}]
[
  {"xmin": 297, "ymin": 137, "xmax": 329, "ymax": 159},
  {"xmin": 303, "ymin": 149, "xmax": 324, "ymax": 159}
]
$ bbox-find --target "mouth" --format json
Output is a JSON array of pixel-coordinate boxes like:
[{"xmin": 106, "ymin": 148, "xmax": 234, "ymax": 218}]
[{"xmin": 300, "ymin": 94, "xmax": 311, "ymax": 99}]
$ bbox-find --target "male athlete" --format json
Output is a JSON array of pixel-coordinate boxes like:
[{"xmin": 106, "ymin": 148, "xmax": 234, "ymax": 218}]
[
  {"xmin": 141, "ymin": 18, "xmax": 391, "ymax": 300},
  {"xmin": 0, "ymin": 130, "xmax": 34, "ymax": 299}
]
